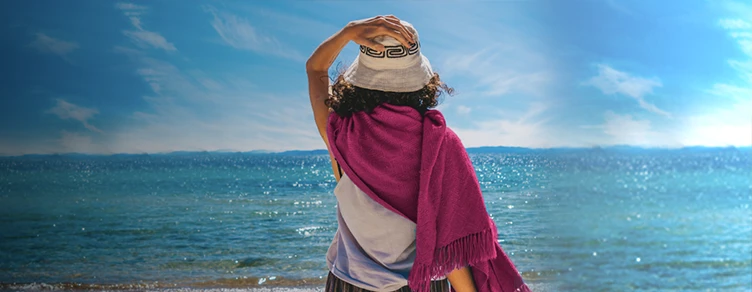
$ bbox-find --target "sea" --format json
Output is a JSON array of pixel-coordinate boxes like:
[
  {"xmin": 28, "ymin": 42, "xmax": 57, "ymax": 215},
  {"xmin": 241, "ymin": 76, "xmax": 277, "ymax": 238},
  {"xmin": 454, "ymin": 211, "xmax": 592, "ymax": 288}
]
[{"xmin": 0, "ymin": 148, "xmax": 750, "ymax": 291}]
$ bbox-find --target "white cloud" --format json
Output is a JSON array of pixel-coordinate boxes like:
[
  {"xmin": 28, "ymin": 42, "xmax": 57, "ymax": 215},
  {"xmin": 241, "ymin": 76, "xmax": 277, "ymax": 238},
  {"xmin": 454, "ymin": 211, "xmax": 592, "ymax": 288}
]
[
  {"xmin": 116, "ymin": 2, "xmax": 147, "ymax": 29},
  {"xmin": 435, "ymin": 29, "xmax": 558, "ymax": 147},
  {"xmin": 730, "ymin": 32, "xmax": 752, "ymax": 39},
  {"xmin": 441, "ymin": 48, "xmax": 491, "ymax": 73},
  {"xmin": 46, "ymin": 99, "xmax": 102, "ymax": 133},
  {"xmin": 456, "ymin": 105, "xmax": 471, "ymax": 114},
  {"xmin": 29, "ymin": 33, "xmax": 79, "ymax": 59},
  {"xmin": 737, "ymin": 40, "xmax": 752, "ymax": 57},
  {"xmin": 583, "ymin": 64, "xmax": 670, "ymax": 117},
  {"xmin": 584, "ymin": 65, "xmax": 658, "ymax": 99},
  {"xmin": 123, "ymin": 30, "xmax": 176, "ymax": 51},
  {"xmin": 240, "ymin": 5, "xmax": 340, "ymax": 41},
  {"xmin": 683, "ymin": 72, "xmax": 752, "ymax": 147},
  {"xmin": 441, "ymin": 43, "xmax": 552, "ymax": 98},
  {"xmin": 450, "ymin": 102, "xmax": 566, "ymax": 148},
  {"xmin": 676, "ymin": 7, "xmax": 752, "ymax": 147},
  {"xmin": 602, "ymin": 111, "xmax": 654, "ymax": 145},
  {"xmin": 480, "ymin": 71, "xmax": 551, "ymax": 97},
  {"xmin": 205, "ymin": 6, "xmax": 303, "ymax": 61},
  {"xmin": 97, "ymin": 51, "xmax": 323, "ymax": 154},
  {"xmin": 116, "ymin": 2, "xmax": 146, "ymax": 11},
  {"xmin": 719, "ymin": 18, "xmax": 752, "ymax": 30},
  {"xmin": 679, "ymin": 99, "xmax": 751, "ymax": 147},
  {"xmin": 709, "ymin": 82, "xmax": 752, "ymax": 102},
  {"xmin": 727, "ymin": 59, "xmax": 752, "ymax": 85},
  {"xmin": 117, "ymin": 2, "xmax": 176, "ymax": 51},
  {"xmin": 720, "ymin": 17, "xmax": 752, "ymax": 57},
  {"xmin": 430, "ymin": 10, "xmax": 555, "ymax": 99},
  {"xmin": 590, "ymin": 111, "xmax": 681, "ymax": 147},
  {"xmin": 586, "ymin": 6, "xmax": 752, "ymax": 148},
  {"xmin": 118, "ymin": 2, "xmax": 146, "ymax": 30}
]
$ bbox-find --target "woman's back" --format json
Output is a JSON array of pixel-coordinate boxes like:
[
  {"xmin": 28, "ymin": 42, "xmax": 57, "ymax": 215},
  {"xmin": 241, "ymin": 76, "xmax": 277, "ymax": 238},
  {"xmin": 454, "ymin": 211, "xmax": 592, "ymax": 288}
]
[{"xmin": 326, "ymin": 171, "xmax": 417, "ymax": 291}]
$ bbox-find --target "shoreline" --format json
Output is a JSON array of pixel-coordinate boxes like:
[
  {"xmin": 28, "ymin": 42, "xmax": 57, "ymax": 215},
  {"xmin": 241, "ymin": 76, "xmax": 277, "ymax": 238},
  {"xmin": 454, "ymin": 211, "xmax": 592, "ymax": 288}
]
[
  {"xmin": 0, "ymin": 279, "xmax": 326, "ymax": 291},
  {"xmin": 1, "ymin": 281, "xmax": 550, "ymax": 291}
]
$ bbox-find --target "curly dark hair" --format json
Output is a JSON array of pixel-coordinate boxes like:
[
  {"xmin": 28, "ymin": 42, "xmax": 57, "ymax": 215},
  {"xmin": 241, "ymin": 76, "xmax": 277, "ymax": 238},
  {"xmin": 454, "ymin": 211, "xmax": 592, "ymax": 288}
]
[{"xmin": 325, "ymin": 70, "xmax": 454, "ymax": 117}]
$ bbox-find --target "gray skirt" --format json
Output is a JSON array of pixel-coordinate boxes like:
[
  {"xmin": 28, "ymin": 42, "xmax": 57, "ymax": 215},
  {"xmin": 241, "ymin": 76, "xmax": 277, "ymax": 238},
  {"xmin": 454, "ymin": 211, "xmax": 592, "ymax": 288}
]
[{"xmin": 325, "ymin": 271, "xmax": 449, "ymax": 292}]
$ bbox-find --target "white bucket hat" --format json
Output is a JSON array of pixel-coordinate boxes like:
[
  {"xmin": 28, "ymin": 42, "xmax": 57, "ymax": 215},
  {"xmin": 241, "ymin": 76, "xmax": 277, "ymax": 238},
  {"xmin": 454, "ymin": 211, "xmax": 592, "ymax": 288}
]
[{"xmin": 343, "ymin": 20, "xmax": 434, "ymax": 93}]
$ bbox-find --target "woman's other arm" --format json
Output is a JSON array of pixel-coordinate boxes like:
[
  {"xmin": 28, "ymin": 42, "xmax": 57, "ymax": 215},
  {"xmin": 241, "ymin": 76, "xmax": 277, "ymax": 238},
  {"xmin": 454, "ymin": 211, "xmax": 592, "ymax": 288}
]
[{"xmin": 446, "ymin": 266, "xmax": 477, "ymax": 292}]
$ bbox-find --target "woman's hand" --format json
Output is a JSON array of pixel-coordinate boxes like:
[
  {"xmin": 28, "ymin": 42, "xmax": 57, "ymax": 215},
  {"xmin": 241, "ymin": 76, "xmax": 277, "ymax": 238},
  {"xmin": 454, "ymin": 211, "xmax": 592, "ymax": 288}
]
[{"xmin": 343, "ymin": 15, "xmax": 415, "ymax": 52}]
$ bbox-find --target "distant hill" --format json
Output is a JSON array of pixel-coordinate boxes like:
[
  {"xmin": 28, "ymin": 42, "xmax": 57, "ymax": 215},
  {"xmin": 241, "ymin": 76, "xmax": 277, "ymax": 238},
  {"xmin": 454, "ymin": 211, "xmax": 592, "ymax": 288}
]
[
  {"xmin": 272, "ymin": 149, "xmax": 330, "ymax": 156},
  {"xmin": 465, "ymin": 146, "xmax": 536, "ymax": 153}
]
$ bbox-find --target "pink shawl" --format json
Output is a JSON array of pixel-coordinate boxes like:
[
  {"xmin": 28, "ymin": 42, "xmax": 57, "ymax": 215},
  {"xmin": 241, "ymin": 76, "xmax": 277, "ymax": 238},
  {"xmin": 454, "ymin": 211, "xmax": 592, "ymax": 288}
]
[{"xmin": 326, "ymin": 103, "xmax": 531, "ymax": 292}]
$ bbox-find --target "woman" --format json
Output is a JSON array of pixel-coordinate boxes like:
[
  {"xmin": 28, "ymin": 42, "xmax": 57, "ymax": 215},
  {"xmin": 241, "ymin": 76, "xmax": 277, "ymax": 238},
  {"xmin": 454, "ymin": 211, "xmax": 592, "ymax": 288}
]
[{"xmin": 306, "ymin": 16, "xmax": 530, "ymax": 292}]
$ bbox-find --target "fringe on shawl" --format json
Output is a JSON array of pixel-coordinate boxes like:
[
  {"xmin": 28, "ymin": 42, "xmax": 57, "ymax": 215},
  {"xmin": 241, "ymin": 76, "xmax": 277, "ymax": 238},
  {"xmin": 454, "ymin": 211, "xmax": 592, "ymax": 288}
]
[{"xmin": 407, "ymin": 228, "xmax": 498, "ymax": 292}]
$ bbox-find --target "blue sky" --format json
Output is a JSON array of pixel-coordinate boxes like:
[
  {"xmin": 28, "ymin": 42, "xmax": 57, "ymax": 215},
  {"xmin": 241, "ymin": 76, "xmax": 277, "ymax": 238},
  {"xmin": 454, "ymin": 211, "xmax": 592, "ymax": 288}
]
[{"xmin": 0, "ymin": 0, "xmax": 749, "ymax": 155}]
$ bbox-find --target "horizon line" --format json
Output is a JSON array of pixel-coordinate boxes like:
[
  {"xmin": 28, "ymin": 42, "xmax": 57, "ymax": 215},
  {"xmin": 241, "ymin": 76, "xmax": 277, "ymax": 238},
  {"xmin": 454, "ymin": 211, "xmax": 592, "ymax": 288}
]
[{"xmin": 1, "ymin": 145, "xmax": 749, "ymax": 158}]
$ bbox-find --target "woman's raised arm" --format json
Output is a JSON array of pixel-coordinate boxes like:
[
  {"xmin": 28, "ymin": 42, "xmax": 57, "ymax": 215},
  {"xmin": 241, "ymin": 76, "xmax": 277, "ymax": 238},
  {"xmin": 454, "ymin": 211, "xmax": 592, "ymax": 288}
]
[{"xmin": 305, "ymin": 16, "xmax": 414, "ymax": 180}]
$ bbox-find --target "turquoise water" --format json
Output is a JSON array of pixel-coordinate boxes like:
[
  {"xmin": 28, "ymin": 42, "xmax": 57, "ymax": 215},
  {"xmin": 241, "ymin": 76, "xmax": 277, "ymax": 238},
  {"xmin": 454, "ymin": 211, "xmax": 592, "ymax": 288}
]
[{"xmin": 0, "ymin": 149, "xmax": 749, "ymax": 291}]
